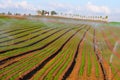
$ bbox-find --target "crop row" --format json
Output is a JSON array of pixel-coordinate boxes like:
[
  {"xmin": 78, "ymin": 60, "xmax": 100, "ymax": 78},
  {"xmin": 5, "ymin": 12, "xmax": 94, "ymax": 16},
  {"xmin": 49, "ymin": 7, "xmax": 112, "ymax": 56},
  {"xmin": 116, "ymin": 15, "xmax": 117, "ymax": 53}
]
[
  {"xmin": 95, "ymin": 27, "xmax": 120, "ymax": 80},
  {"xmin": 0, "ymin": 25, "xmax": 87, "ymax": 80}
]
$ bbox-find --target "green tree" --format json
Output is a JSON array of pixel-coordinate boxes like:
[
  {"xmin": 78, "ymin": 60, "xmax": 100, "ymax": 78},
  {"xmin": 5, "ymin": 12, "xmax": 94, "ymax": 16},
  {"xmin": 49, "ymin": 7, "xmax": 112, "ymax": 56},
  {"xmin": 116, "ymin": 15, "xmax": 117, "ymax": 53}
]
[
  {"xmin": 105, "ymin": 16, "xmax": 108, "ymax": 19},
  {"xmin": 8, "ymin": 12, "xmax": 12, "ymax": 15},
  {"xmin": 105, "ymin": 16, "xmax": 108, "ymax": 22},
  {"xmin": 1, "ymin": 12, "xmax": 5, "ymax": 15},
  {"xmin": 29, "ymin": 13, "xmax": 31, "ymax": 16},
  {"xmin": 51, "ymin": 11, "xmax": 57, "ymax": 16},
  {"xmin": 100, "ymin": 16, "xmax": 102, "ymax": 21},
  {"xmin": 41, "ymin": 10, "xmax": 45, "ymax": 16}
]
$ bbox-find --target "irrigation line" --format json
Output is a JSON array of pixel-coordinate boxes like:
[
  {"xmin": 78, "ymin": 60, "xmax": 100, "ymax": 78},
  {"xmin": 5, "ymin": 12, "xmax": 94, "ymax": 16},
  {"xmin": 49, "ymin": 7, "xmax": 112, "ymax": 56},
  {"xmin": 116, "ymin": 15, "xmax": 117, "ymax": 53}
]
[
  {"xmin": 62, "ymin": 27, "xmax": 90, "ymax": 80},
  {"xmin": 93, "ymin": 29, "xmax": 107, "ymax": 80}
]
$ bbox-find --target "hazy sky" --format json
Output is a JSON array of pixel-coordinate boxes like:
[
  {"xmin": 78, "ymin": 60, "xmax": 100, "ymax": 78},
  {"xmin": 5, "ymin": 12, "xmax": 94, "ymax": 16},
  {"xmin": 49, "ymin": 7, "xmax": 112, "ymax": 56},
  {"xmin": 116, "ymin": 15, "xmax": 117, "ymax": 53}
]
[{"xmin": 0, "ymin": 0, "xmax": 120, "ymax": 21}]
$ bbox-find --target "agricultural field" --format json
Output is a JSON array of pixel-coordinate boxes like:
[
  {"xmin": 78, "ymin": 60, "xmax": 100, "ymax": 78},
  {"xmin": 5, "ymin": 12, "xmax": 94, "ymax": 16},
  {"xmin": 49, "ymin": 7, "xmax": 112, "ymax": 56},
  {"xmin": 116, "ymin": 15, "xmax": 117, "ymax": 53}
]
[{"xmin": 0, "ymin": 16, "xmax": 120, "ymax": 80}]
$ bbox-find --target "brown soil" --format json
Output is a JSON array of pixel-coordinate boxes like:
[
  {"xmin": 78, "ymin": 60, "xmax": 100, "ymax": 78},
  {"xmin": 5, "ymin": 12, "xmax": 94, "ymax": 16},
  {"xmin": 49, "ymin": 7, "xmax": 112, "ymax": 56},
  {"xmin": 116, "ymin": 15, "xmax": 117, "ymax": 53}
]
[
  {"xmin": 19, "ymin": 26, "xmax": 84, "ymax": 80},
  {"xmin": 110, "ymin": 31, "xmax": 119, "ymax": 40},
  {"xmin": 31, "ymin": 48, "xmax": 63, "ymax": 80},
  {"xmin": 81, "ymin": 47, "xmax": 87, "ymax": 80},
  {"xmin": 0, "ymin": 51, "xmax": 36, "ymax": 70},
  {"xmin": 0, "ymin": 15, "xmax": 26, "ymax": 19},
  {"xmin": 67, "ymin": 39, "xmax": 84, "ymax": 80},
  {"xmin": 0, "ymin": 51, "xmax": 39, "ymax": 78},
  {"xmin": 96, "ymin": 30, "xmax": 115, "ymax": 80},
  {"xmin": 102, "ymin": 31, "xmax": 120, "ymax": 59},
  {"xmin": 90, "ymin": 51, "xmax": 97, "ymax": 80},
  {"xmin": 105, "ymin": 30, "xmax": 120, "ymax": 79},
  {"xmin": 94, "ymin": 29, "xmax": 105, "ymax": 80},
  {"xmin": 97, "ymin": 49, "xmax": 113, "ymax": 80},
  {"xmin": 31, "ymin": 29, "xmax": 82, "ymax": 80},
  {"xmin": 64, "ymin": 28, "xmax": 89, "ymax": 80}
]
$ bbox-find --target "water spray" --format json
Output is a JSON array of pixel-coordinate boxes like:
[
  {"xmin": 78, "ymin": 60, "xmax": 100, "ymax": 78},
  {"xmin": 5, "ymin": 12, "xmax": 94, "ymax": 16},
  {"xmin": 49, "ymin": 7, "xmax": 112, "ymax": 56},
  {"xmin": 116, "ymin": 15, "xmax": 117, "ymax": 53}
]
[{"xmin": 110, "ymin": 41, "xmax": 119, "ymax": 64}]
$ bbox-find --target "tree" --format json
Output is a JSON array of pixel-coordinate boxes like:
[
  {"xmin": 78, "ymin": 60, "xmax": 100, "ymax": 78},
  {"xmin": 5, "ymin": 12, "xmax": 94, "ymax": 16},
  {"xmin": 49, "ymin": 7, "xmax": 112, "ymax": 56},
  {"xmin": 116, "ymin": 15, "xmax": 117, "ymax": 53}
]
[
  {"xmin": 100, "ymin": 16, "xmax": 102, "ymax": 21},
  {"xmin": 8, "ymin": 12, "xmax": 12, "ymax": 15},
  {"xmin": 51, "ymin": 11, "xmax": 57, "ymax": 16},
  {"xmin": 41, "ymin": 10, "xmax": 45, "ymax": 16},
  {"xmin": 105, "ymin": 16, "xmax": 108, "ymax": 19},
  {"xmin": 95, "ymin": 16, "xmax": 97, "ymax": 20},
  {"xmin": 29, "ymin": 13, "xmax": 31, "ymax": 16},
  {"xmin": 23, "ymin": 14, "xmax": 26, "ymax": 16},
  {"xmin": 106, "ymin": 16, "xmax": 108, "ymax": 18},
  {"xmin": 105, "ymin": 16, "xmax": 108, "ymax": 22},
  {"xmin": 0, "ymin": 12, "xmax": 5, "ymax": 15},
  {"xmin": 15, "ymin": 13, "xmax": 20, "ymax": 16},
  {"xmin": 37, "ymin": 10, "xmax": 48, "ymax": 16}
]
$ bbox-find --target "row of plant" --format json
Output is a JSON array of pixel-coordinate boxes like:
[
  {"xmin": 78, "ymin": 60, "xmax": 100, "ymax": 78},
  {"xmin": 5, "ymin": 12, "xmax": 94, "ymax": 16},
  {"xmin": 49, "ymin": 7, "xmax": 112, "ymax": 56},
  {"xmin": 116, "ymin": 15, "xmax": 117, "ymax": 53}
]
[
  {"xmin": 102, "ymin": 27, "xmax": 117, "ymax": 48},
  {"xmin": 0, "ymin": 27, "xmax": 56, "ymax": 47},
  {"xmin": 0, "ymin": 17, "xmax": 47, "ymax": 30},
  {"xmin": 0, "ymin": 27, "xmax": 47, "ymax": 44},
  {"xmin": 0, "ymin": 26, "xmax": 77, "ymax": 51},
  {"xmin": 0, "ymin": 26, "xmax": 85, "ymax": 80},
  {"xmin": 20, "ymin": 27, "xmax": 87, "ymax": 80},
  {"xmin": 96, "ymin": 27, "xmax": 120, "ymax": 80},
  {"xmin": 0, "ymin": 27, "xmax": 39, "ymax": 39},
  {"xmin": 74, "ymin": 32, "xmax": 100, "ymax": 78},
  {"xmin": 0, "ymin": 26, "xmax": 37, "ymax": 35},
  {"xmin": 0, "ymin": 27, "xmax": 67, "ymax": 51},
  {"xmin": 32, "ymin": 27, "xmax": 86, "ymax": 80},
  {"xmin": 0, "ymin": 27, "xmax": 74, "ymax": 60}
]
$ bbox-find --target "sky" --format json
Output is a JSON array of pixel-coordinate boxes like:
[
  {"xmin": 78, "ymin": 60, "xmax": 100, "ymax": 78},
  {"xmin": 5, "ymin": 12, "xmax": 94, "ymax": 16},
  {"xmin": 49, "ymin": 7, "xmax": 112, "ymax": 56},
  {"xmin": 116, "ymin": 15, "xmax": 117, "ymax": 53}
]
[{"xmin": 0, "ymin": 0, "xmax": 120, "ymax": 21}]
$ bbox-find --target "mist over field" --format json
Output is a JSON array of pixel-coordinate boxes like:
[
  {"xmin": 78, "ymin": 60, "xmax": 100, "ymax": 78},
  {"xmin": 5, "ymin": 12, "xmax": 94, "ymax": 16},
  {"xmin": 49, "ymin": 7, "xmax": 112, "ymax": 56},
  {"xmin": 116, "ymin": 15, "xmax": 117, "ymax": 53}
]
[{"xmin": 0, "ymin": 0, "xmax": 120, "ymax": 80}]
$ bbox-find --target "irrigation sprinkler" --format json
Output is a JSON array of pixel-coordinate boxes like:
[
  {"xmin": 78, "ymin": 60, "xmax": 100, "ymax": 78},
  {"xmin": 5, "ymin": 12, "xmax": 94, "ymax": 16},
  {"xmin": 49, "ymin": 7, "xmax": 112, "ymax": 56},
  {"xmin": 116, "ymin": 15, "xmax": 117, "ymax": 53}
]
[
  {"xmin": 110, "ymin": 41, "xmax": 119, "ymax": 64},
  {"xmin": 109, "ymin": 40, "xmax": 120, "ymax": 80}
]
